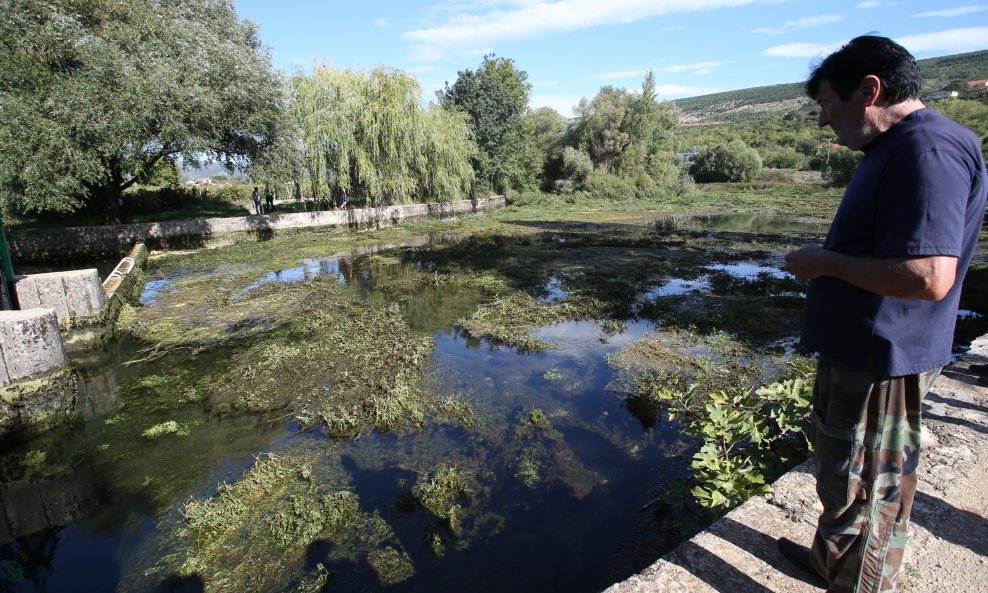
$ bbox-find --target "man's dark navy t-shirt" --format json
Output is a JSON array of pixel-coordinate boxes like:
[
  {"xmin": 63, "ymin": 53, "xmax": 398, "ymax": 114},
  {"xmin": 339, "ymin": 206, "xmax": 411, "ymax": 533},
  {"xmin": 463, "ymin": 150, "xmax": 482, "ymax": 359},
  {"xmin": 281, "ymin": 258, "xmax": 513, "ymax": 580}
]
[{"xmin": 801, "ymin": 108, "xmax": 987, "ymax": 376}]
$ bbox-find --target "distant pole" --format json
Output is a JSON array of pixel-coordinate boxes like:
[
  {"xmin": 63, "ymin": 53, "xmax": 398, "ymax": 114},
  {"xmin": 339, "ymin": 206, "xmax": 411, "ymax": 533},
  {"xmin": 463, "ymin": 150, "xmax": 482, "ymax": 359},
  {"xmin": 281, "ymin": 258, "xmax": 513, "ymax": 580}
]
[
  {"xmin": 0, "ymin": 211, "xmax": 17, "ymax": 309},
  {"xmin": 825, "ymin": 137, "xmax": 833, "ymax": 168}
]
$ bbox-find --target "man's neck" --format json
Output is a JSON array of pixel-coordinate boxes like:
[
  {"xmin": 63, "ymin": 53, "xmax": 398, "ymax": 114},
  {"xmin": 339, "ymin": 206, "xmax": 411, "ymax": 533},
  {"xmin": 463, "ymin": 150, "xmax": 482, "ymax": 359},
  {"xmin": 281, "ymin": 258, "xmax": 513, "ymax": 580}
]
[{"xmin": 870, "ymin": 98, "xmax": 925, "ymax": 135}]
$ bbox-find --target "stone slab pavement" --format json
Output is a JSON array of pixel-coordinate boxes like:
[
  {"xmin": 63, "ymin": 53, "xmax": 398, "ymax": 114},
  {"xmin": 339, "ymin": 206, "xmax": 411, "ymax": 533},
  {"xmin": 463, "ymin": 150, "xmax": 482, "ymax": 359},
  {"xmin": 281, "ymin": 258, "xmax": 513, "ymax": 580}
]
[{"xmin": 604, "ymin": 335, "xmax": 988, "ymax": 593}]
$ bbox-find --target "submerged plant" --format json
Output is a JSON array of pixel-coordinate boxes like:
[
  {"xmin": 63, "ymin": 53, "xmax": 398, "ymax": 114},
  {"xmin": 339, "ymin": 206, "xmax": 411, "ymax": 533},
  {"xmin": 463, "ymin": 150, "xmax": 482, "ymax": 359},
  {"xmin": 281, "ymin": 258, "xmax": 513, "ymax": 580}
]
[
  {"xmin": 141, "ymin": 421, "xmax": 189, "ymax": 439},
  {"xmin": 170, "ymin": 453, "xmax": 376, "ymax": 593},
  {"xmin": 367, "ymin": 547, "xmax": 415, "ymax": 586},
  {"xmin": 412, "ymin": 465, "xmax": 471, "ymax": 533}
]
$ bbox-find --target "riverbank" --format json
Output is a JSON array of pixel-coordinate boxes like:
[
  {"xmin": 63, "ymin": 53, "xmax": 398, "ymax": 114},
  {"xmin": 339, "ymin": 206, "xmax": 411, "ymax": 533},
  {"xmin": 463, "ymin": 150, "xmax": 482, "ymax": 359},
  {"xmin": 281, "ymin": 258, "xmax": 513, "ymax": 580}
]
[
  {"xmin": 6, "ymin": 196, "xmax": 505, "ymax": 264},
  {"xmin": 604, "ymin": 335, "xmax": 988, "ymax": 593}
]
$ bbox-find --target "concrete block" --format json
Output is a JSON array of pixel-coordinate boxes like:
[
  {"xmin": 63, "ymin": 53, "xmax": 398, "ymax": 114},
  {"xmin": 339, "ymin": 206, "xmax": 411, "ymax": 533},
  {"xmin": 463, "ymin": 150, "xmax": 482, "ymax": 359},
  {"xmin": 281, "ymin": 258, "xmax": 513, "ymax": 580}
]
[
  {"xmin": 15, "ymin": 269, "xmax": 106, "ymax": 319},
  {"xmin": 0, "ymin": 308, "xmax": 67, "ymax": 385}
]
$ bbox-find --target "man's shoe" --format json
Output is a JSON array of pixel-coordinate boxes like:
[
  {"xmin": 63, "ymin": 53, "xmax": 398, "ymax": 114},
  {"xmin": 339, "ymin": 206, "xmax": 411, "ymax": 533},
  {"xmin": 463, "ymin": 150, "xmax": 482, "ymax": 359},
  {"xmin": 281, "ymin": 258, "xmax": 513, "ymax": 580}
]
[{"xmin": 777, "ymin": 538, "xmax": 827, "ymax": 589}]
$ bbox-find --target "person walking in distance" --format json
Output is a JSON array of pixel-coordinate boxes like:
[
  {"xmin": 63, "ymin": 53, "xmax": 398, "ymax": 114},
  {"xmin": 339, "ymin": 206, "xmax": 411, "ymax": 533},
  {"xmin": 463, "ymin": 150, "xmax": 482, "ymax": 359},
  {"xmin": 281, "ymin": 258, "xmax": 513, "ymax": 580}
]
[
  {"xmin": 252, "ymin": 186, "xmax": 262, "ymax": 215},
  {"xmin": 782, "ymin": 35, "xmax": 987, "ymax": 592}
]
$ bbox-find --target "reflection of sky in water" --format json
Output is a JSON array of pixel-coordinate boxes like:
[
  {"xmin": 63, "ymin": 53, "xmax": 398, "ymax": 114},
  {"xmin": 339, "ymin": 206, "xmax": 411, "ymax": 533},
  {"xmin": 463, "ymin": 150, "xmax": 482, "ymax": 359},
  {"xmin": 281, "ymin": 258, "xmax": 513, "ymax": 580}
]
[
  {"xmin": 232, "ymin": 258, "xmax": 346, "ymax": 299},
  {"xmin": 536, "ymin": 277, "xmax": 569, "ymax": 303},
  {"xmin": 643, "ymin": 276, "xmax": 712, "ymax": 298},
  {"xmin": 138, "ymin": 278, "xmax": 173, "ymax": 306},
  {"xmin": 705, "ymin": 261, "xmax": 791, "ymax": 280},
  {"xmin": 531, "ymin": 319, "xmax": 655, "ymax": 351}
]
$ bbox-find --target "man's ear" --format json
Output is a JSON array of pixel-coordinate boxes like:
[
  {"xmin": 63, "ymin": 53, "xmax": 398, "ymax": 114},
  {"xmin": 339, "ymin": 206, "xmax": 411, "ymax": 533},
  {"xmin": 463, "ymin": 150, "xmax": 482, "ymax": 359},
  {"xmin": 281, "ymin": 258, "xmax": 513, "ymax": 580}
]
[{"xmin": 860, "ymin": 75, "xmax": 882, "ymax": 106}]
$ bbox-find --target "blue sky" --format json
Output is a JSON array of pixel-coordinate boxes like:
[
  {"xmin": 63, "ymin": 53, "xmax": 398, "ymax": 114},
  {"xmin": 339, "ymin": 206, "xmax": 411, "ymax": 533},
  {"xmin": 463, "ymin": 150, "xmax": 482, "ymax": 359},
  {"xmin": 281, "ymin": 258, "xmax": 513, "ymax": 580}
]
[{"xmin": 234, "ymin": 0, "xmax": 988, "ymax": 116}]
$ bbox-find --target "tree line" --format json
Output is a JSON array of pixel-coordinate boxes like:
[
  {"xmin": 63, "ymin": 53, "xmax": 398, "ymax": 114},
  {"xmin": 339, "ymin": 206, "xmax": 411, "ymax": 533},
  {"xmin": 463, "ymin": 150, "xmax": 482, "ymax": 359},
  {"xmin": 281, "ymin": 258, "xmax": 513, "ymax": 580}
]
[{"xmin": 2, "ymin": 0, "xmax": 986, "ymax": 225}]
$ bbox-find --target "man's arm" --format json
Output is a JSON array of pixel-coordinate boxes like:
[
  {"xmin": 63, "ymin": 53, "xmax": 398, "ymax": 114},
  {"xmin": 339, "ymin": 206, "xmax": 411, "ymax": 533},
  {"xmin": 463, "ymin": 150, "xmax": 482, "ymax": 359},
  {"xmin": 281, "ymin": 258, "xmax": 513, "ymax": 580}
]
[{"xmin": 784, "ymin": 244, "xmax": 958, "ymax": 301}]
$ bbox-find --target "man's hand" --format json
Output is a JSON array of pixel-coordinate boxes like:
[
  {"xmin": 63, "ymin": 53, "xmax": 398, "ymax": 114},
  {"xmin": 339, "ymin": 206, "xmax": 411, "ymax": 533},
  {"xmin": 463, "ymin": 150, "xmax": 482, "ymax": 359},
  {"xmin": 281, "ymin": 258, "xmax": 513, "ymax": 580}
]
[{"xmin": 784, "ymin": 244, "xmax": 830, "ymax": 280}]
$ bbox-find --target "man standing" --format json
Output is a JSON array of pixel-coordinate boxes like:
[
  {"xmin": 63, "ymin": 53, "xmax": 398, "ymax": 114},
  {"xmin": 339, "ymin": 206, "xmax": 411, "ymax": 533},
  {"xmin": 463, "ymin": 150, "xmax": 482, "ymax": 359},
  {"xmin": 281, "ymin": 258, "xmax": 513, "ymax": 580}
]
[{"xmin": 783, "ymin": 36, "xmax": 986, "ymax": 592}]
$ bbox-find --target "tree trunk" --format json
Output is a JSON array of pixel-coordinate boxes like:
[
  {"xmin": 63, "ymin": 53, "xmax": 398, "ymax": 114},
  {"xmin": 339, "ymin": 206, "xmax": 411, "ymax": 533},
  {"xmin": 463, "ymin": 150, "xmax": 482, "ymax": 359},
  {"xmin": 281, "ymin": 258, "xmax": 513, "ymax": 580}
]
[{"xmin": 96, "ymin": 183, "xmax": 126, "ymax": 225}]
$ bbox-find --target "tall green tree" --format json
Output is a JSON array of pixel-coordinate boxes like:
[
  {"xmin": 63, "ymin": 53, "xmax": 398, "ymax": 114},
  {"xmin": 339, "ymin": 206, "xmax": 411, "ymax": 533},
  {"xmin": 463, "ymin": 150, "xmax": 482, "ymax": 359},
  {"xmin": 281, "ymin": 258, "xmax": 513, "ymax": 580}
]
[
  {"xmin": 292, "ymin": 66, "xmax": 475, "ymax": 207},
  {"xmin": 572, "ymin": 72, "xmax": 678, "ymax": 180},
  {"xmin": 438, "ymin": 54, "xmax": 532, "ymax": 194},
  {"xmin": 524, "ymin": 106, "xmax": 569, "ymax": 189},
  {"xmin": 0, "ymin": 0, "xmax": 284, "ymax": 223}
]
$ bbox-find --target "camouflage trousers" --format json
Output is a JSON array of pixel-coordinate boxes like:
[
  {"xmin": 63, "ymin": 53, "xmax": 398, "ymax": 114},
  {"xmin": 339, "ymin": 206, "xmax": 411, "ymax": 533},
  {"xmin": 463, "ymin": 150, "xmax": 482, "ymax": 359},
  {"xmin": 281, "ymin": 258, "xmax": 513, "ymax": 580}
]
[{"xmin": 809, "ymin": 358, "xmax": 940, "ymax": 593}]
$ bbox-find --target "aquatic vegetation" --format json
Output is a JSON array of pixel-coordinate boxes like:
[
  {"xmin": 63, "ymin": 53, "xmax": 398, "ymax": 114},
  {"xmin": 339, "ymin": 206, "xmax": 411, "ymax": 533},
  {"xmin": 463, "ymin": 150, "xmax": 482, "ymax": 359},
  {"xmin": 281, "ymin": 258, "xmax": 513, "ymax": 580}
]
[
  {"xmin": 412, "ymin": 465, "xmax": 471, "ymax": 533},
  {"xmin": 23, "ymin": 450, "xmax": 45, "ymax": 468},
  {"xmin": 141, "ymin": 420, "xmax": 189, "ymax": 439},
  {"xmin": 542, "ymin": 369, "xmax": 565, "ymax": 382},
  {"xmin": 367, "ymin": 547, "xmax": 415, "ymax": 586},
  {"xmin": 514, "ymin": 457, "xmax": 541, "ymax": 489},
  {"xmin": 171, "ymin": 453, "xmax": 371, "ymax": 593}
]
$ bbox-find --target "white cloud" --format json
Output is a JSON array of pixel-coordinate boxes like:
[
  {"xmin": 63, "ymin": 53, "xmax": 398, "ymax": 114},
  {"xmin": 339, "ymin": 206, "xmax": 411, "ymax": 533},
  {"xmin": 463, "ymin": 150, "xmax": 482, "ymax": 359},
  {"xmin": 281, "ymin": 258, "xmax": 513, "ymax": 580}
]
[
  {"xmin": 662, "ymin": 60, "xmax": 732, "ymax": 74},
  {"xmin": 857, "ymin": 1, "xmax": 882, "ymax": 7},
  {"xmin": 530, "ymin": 93, "xmax": 586, "ymax": 116},
  {"xmin": 762, "ymin": 41, "xmax": 843, "ymax": 58},
  {"xmin": 752, "ymin": 14, "xmax": 843, "ymax": 35},
  {"xmin": 913, "ymin": 6, "xmax": 986, "ymax": 18},
  {"xmin": 459, "ymin": 47, "xmax": 495, "ymax": 58},
  {"xmin": 897, "ymin": 27, "xmax": 988, "ymax": 53},
  {"xmin": 403, "ymin": 0, "xmax": 757, "ymax": 61},
  {"xmin": 374, "ymin": 18, "xmax": 392, "ymax": 28}
]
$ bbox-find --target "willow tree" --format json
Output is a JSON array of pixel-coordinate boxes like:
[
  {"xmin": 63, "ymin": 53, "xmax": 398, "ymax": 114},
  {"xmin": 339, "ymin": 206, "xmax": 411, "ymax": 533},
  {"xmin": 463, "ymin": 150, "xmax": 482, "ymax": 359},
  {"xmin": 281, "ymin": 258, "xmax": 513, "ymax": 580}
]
[{"xmin": 291, "ymin": 66, "xmax": 475, "ymax": 207}]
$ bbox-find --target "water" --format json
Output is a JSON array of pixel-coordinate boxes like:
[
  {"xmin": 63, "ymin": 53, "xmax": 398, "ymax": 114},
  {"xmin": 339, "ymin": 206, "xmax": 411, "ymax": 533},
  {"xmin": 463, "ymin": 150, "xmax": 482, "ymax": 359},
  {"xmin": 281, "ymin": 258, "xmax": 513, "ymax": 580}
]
[{"xmin": 2, "ymin": 220, "xmax": 982, "ymax": 593}]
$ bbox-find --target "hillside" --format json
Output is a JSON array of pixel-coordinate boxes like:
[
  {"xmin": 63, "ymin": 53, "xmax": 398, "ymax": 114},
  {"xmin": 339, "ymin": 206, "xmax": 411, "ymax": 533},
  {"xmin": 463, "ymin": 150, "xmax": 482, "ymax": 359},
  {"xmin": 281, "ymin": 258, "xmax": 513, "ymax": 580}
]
[{"xmin": 674, "ymin": 49, "xmax": 988, "ymax": 123}]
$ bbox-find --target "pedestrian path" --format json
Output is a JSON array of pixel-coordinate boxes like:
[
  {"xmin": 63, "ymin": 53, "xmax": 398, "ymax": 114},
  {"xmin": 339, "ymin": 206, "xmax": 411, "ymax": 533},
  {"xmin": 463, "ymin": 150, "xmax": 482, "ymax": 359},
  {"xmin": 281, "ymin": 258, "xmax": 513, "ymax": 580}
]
[{"xmin": 604, "ymin": 336, "xmax": 988, "ymax": 593}]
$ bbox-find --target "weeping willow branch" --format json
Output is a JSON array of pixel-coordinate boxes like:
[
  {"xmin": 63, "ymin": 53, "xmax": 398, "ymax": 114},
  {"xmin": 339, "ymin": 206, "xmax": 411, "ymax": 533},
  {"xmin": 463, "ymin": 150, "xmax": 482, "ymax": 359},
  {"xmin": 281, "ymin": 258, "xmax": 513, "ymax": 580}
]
[{"xmin": 291, "ymin": 66, "xmax": 476, "ymax": 207}]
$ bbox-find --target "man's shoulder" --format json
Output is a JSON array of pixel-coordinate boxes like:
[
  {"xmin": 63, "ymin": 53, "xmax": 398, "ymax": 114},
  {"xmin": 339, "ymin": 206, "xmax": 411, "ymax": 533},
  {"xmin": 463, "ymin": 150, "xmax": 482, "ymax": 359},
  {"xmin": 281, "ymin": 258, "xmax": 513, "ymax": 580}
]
[{"xmin": 902, "ymin": 108, "xmax": 980, "ymax": 148}]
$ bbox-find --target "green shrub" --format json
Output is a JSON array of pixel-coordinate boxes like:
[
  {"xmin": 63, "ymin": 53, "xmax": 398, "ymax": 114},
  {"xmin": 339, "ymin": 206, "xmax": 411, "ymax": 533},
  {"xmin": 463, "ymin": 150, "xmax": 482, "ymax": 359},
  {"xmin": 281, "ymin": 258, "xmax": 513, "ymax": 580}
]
[
  {"xmin": 689, "ymin": 140, "xmax": 763, "ymax": 183},
  {"xmin": 821, "ymin": 148, "xmax": 862, "ymax": 186},
  {"xmin": 583, "ymin": 171, "xmax": 638, "ymax": 200},
  {"xmin": 561, "ymin": 146, "xmax": 593, "ymax": 185},
  {"xmin": 760, "ymin": 148, "xmax": 805, "ymax": 170}
]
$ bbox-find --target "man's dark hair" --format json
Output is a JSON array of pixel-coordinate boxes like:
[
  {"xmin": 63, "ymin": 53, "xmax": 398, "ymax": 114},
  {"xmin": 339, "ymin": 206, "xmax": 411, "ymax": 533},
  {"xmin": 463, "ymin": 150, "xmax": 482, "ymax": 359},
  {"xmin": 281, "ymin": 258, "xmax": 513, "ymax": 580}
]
[{"xmin": 806, "ymin": 35, "xmax": 921, "ymax": 104}]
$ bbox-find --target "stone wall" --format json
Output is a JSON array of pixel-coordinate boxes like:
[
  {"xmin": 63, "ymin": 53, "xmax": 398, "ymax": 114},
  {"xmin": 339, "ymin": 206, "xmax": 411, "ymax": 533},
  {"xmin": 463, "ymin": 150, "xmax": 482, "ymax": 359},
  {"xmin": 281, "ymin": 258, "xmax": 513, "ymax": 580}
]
[
  {"xmin": 8, "ymin": 197, "xmax": 505, "ymax": 264},
  {"xmin": 0, "ymin": 309, "xmax": 74, "ymax": 438},
  {"xmin": 1, "ymin": 245, "xmax": 149, "ymax": 439}
]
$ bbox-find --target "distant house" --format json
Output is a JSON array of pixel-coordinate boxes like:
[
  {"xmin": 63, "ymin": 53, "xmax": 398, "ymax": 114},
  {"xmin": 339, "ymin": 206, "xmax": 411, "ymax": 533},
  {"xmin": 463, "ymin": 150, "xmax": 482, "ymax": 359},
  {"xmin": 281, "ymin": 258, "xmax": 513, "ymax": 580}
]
[
  {"xmin": 923, "ymin": 90, "xmax": 959, "ymax": 102},
  {"xmin": 193, "ymin": 177, "xmax": 213, "ymax": 185},
  {"xmin": 968, "ymin": 79, "xmax": 988, "ymax": 92}
]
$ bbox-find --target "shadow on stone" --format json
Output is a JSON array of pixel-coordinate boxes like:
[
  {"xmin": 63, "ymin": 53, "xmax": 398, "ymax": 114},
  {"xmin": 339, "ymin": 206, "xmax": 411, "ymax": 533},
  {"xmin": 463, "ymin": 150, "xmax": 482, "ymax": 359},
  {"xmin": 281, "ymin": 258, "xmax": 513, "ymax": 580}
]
[
  {"xmin": 667, "ymin": 537, "xmax": 776, "ymax": 593},
  {"xmin": 924, "ymin": 390, "xmax": 988, "ymax": 414},
  {"xmin": 910, "ymin": 489, "xmax": 988, "ymax": 558}
]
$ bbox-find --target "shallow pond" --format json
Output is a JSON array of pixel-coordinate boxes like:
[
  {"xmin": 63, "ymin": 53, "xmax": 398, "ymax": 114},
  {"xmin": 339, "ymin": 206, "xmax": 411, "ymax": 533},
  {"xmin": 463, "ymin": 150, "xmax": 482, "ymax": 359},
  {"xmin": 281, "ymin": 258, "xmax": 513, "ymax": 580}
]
[{"xmin": 1, "ymin": 216, "xmax": 983, "ymax": 593}]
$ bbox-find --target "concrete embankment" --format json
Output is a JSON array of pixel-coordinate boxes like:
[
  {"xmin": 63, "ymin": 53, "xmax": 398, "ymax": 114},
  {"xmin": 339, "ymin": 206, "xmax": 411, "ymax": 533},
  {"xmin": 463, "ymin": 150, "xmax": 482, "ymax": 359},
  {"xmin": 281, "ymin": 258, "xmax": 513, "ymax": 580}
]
[
  {"xmin": 0, "ymin": 244, "xmax": 149, "ymax": 439},
  {"xmin": 7, "ymin": 196, "xmax": 505, "ymax": 263},
  {"xmin": 604, "ymin": 336, "xmax": 988, "ymax": 593}
]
